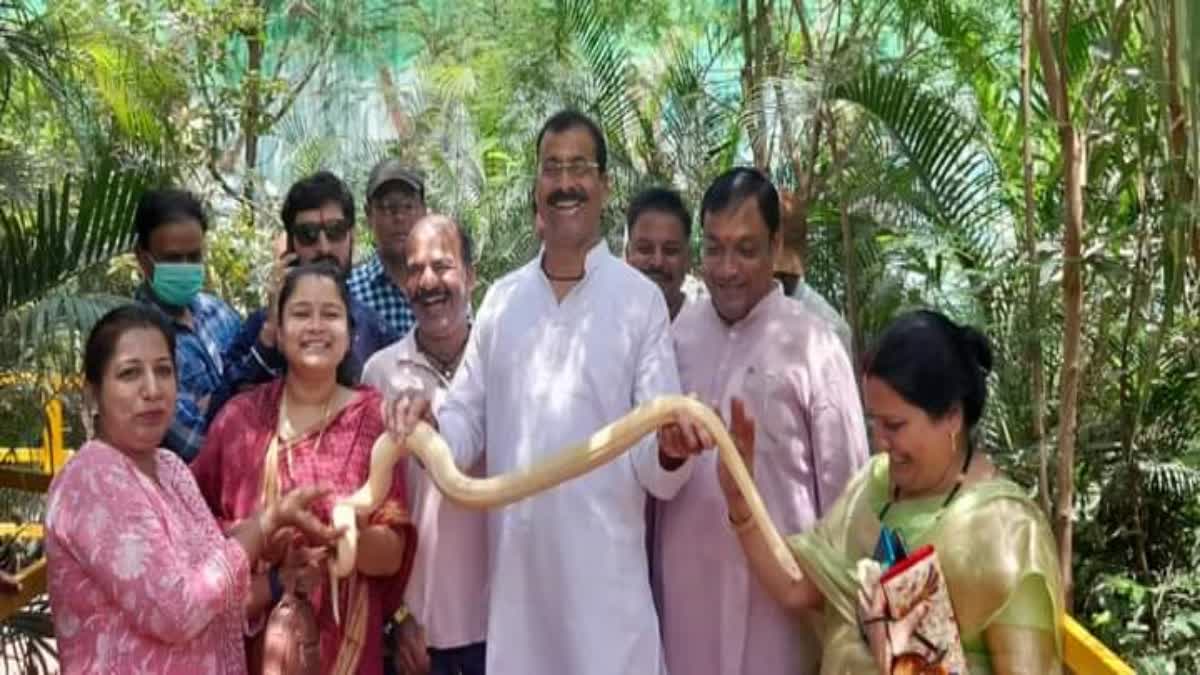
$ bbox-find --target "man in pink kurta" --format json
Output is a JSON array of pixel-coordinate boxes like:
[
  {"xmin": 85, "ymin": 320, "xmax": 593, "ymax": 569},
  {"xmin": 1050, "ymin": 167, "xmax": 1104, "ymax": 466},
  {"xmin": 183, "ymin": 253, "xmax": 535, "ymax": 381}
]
[{"xmin": 655, "ymin": 168, "xmax": 868, "ymax": 674}]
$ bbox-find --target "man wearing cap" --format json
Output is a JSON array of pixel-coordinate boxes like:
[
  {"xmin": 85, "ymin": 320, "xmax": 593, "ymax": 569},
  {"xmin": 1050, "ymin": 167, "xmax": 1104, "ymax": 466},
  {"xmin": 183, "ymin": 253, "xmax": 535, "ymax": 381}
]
[{"xmin": 349, "ymin": 159, "xmax": 428, "ymax": 338}]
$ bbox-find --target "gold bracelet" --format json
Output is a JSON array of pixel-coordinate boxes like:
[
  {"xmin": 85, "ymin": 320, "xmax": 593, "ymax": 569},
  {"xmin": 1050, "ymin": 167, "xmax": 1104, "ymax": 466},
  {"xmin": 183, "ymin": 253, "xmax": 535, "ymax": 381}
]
[{"xmin": 728, "ymin": 509, "xmax": 757, "ymax": 534}]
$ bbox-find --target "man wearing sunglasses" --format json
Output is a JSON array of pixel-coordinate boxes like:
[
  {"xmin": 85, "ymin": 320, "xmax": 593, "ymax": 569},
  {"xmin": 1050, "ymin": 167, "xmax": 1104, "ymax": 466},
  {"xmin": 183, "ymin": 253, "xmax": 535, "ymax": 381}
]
[
  {"xmin": 347, "ymin": 159, "xmax": 427, "ymax": 338},
  {"xmin": 205, "ymin": 171, "xmax": 397, "ymax": 421}
]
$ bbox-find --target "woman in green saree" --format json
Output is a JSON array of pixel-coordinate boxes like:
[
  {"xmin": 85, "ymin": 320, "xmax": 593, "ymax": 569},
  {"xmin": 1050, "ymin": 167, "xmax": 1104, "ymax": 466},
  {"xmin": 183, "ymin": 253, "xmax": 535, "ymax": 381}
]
[{"xmin": 718, "ymin": 310, "xmax": 1063, "ymax": 674}]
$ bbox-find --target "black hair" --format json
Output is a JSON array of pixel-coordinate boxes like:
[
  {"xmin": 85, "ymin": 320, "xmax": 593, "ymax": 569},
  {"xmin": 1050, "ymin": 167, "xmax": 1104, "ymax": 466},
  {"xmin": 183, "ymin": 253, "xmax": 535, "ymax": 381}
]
[
  {"xmin": 276, "ymin": 261, "xmax": 358, "ymax": 386},
  {"xmin": 410, "ymin": 215, "xmax": 476, "ymax": 270},
  {"xmin": 535, "ymin": 109, "xmax": 608, "ymax": 173},
  {"xmin": 84, "ymin": 304, "xmax": 177, "ymax": 387},
  {"xmin": 280, "ymin": 171, "xmax": 356, "ymax": 232},
  {"xmin": 864, "ymin": 309, "xmax": 994, "ymax": 430},
  {"xmin": 133, "ymin": 189, "xmax": 208, "ymax": 249},
  {"xmin": 699, "ymin": 167, "xmax": 781, "ymax": 236},
  {"xmin": 627, "ymin": 187, "xmax": 692, "ymax": 240}
]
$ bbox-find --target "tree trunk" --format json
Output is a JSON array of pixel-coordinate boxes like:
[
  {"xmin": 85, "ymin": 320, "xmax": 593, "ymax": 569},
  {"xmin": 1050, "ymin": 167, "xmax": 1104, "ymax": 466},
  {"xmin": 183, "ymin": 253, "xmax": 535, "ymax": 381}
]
[
  {"xmin": 754, "ymin": 0, "xmax": 772, "ymax": 171},
  {"xmin": 1019, "ymin": 0, "xmax": 1051, "ymax": 518},
  {"xmin": 1031, "ymin": 0, "xmax": 1085, "ymax": 606},
  {"xmin": 1117, "ymin": 203, "xmax": 1158, "ymax": 638},
  {"xmin": 1165, "ymin": 0, "xmax": 1199, "ymax": 272},
  {"xmin": 829, "ymin": 119, "xmax": 861, "ymax": 366},
  {"xmin": 739, "ymin": 0, "xmax": 770, "ymax": 170},
  {"xmin": 1055, "ymin": 126, "xmax": 1084, "ymax": 609},
  {"xmin": 242, "ymin": 22, "xmax": 264, "ymax": 220},
  {"xmin": 377, "ymin": 65, "xmax": 411, "ymax": 139}
]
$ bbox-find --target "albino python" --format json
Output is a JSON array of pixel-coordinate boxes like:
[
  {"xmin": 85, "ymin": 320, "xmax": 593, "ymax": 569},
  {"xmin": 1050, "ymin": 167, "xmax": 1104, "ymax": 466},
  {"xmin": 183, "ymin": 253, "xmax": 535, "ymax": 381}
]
[{"xmin": 326, "ymin": 394, "xmax": 801, "ymax": 622}]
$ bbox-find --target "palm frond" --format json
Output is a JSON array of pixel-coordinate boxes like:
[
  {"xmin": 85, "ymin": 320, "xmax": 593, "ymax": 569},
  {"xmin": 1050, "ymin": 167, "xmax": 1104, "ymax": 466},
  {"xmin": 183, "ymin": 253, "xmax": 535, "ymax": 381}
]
[
  {"xmin": 0, "ymin": 159, "xmax": 148, "ymax": 317},
  {"xmin": 831, "ymin": 67, "xmax": 1008, "ymax": 269},
  {"xmin": 1140, "ymin": 460, "xmax": 1200, "ymax": 498},
  {"xmin": 0, "ymin": 292, "xmax": 129, "ymax": 370},
  {"xmin": 557, "ymin": 0, "xmax": 639, "ymax": 154},
  {"xmin": 0, "ymin": 2, "xmax": 69, "ymax": 119}
]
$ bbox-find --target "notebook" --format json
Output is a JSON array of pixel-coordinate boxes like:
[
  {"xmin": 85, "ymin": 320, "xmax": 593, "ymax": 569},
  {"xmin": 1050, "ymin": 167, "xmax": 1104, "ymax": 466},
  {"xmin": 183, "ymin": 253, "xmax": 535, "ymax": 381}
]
[{"xmin": 878, "ymin": 544, "xmax": 970, "ymax": 675}]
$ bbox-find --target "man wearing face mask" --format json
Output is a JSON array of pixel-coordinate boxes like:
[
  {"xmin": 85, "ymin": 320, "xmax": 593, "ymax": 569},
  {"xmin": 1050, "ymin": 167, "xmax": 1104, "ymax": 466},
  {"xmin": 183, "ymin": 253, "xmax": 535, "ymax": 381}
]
[
  {"xmin": 363, "ymin": 215, "xmax": 488, "ymax": 675},
  {"xmin": 654, "ymin": 168, "xmax": 868, "ymax": 675},
  {"xmin": 624, "ymin": 187, "xmax": 693, "ymax": 322},
  {"xmin": 132, "ymin": 188, "xmax": 242, "ymax": 462},
  {"xmin": 206, "ymin": 171, "xmax": 396, "ymax": 422}
]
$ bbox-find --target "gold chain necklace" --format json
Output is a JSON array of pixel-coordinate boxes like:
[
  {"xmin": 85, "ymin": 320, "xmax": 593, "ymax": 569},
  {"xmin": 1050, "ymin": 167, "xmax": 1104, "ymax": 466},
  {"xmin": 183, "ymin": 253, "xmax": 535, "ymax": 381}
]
[{"xmin": 278, "ymin": 386, "xmax": 336, "ymax": 477}]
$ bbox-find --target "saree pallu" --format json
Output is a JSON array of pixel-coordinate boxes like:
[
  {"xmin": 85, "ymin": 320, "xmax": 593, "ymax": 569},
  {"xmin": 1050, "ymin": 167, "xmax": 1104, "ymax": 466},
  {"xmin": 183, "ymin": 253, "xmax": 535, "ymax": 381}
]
[{"xmin": 788, "ymin": 455, "xmax": 1063, "ymax": 675}]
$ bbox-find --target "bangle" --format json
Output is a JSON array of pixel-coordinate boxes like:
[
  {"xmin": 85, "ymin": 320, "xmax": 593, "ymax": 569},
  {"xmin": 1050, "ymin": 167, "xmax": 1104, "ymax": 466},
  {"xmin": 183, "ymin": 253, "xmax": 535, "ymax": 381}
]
[
  {"xmin": 268, "ymin": 566, "xmax": 283, "ymax": 604},
  {"xmin": 728, "ymin": 509, "xmax": 756, "ymax": 534}
]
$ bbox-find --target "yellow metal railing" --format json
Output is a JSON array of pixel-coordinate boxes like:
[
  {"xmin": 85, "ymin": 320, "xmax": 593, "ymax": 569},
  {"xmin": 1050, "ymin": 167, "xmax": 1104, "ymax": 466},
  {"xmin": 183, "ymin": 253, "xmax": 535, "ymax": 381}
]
[
  {"xmin": 0, "ymin": 387, "xmax": 73, "ymax": 622},
  {"xmin": 1065, "ymin": 614, "xmax": 1135, "ymax": 675}
]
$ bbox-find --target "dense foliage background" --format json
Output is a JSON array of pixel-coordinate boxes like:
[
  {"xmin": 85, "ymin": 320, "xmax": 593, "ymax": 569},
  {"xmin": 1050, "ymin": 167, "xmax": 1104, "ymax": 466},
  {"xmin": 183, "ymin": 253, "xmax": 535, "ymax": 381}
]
[{"xmin": 0, "ymin": 0, "xmax": 1197, "ymax": 670}]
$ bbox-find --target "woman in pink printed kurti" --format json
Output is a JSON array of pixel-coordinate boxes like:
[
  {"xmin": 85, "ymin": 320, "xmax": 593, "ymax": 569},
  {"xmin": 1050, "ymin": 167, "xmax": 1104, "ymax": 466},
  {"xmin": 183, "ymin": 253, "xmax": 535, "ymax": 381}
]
[{"xmin": 46, "ymin": 304, "xmax": 339, "ymax": 674}]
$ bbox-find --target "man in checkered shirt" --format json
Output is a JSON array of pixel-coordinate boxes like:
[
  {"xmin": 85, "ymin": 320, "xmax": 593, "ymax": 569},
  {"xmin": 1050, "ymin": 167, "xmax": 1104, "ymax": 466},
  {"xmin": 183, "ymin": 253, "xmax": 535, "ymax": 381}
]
[{"xmin": 348, "ymin": 159, "xmax": 427, "ymax": 338}]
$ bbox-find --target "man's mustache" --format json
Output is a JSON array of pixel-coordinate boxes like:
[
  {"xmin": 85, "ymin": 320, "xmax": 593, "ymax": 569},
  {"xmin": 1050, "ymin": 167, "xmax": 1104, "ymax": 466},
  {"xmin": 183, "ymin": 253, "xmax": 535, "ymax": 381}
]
[
  {"xmin": 548, "ymin": 190, "xmax": 588, "ymax": 207},
  {"xmin": 308, "ymin": 254, "xmax": 349, "ymax": 276},
  {"xmin": 414, "ymin": 289, "xmax": 451, "ymax": 304}
]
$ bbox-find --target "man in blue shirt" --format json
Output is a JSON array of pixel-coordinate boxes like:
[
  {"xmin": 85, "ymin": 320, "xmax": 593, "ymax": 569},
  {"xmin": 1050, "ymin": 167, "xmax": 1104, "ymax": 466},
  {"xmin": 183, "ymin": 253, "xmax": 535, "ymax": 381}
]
[
  {"xmin": 207, "ymin": 171, "xmax": 396, "ymax": 421},
  {"xmin": 132, "ymin": 188, "xmax": 242, "ymax": 462},
  {"xmin": 347, "ymin": 159, "xmax": 425, "ymax": 338}
]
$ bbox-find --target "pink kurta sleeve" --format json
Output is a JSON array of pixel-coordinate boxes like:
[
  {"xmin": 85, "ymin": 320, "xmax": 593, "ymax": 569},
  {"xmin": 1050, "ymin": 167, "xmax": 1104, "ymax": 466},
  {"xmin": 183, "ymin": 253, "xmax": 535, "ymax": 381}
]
[
  {"xmin": 806, "ymin": 326, "xmax": 869, "ymax": 515},
  {"xmin": 50, "ymin": 454, "xmax": 251, "ymax": 645}
]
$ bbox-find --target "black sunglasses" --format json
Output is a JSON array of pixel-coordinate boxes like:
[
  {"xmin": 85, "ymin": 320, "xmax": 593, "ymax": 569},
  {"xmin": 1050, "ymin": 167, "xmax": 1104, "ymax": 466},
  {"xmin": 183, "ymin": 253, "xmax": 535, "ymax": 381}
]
[{"xmin": 292, "ymin": 220, "xmax": 352, "ymax": 247}]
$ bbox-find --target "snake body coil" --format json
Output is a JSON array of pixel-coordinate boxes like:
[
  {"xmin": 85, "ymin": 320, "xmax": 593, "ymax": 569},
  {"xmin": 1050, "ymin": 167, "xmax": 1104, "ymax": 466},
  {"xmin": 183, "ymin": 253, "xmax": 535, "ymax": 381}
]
[{"xmin": 327, "ymin": 395, "xmax": 800, "ymax": 621}]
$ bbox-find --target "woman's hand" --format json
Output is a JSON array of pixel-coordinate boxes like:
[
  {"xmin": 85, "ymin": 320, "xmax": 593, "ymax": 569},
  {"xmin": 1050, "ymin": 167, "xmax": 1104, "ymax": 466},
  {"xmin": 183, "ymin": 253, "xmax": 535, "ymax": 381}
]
[
  {"xmin": 857, "ymin": 581, "xmax": 932, "ymax": 675},
  {"xmin": 262, "ymin": 486, "xmax": 341, "ymax": 548},
  {"xmin": 716, "ymin": 398, "xmax": 756, "ymax": 516},
  {"xmin": 279, "ymin": 543, "xmax": 327, "ymax": 597}
]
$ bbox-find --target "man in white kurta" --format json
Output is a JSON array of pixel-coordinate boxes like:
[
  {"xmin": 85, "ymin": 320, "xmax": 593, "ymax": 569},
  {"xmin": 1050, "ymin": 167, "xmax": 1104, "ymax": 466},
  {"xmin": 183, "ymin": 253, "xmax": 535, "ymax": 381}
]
[
  {"xmin": 655, "ymin": 168, "xmax": 869, "ymax": 675},
  {"xmin": 435, "ymin": 240, "xmax": 688, "ymax": 674},
  {"xmin": 392, "ymin": 111, "xmax": 695, "ymax": 675}
]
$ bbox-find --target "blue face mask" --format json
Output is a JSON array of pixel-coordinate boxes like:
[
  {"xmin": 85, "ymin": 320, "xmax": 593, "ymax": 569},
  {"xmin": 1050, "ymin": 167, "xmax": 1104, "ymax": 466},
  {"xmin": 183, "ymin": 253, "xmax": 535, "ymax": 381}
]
[{"xmin": 150, "ymin": 262, "xmax": 204, "ymax": 308}]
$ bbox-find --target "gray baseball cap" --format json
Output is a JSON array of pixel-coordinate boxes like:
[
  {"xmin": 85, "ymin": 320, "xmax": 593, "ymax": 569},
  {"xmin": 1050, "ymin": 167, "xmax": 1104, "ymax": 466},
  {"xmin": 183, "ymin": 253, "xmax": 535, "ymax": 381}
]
[{"xmin": 366, "ymin": 158, "xmax": 424, "ymax": 202}]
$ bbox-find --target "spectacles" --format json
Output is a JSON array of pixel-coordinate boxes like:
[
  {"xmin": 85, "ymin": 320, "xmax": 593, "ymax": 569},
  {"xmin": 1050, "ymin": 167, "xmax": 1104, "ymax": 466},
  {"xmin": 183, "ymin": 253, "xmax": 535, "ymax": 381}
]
[
  {"xmin": 539, "ymin": 160, "xmax": 600, "ymax": 179},
  {"xmin": 371, "ymin": 199, "xmax": 422, "ymax": 217},
  {"xmin": 292, "ymin": 220, "xmax": 352, "ymax": 246}
]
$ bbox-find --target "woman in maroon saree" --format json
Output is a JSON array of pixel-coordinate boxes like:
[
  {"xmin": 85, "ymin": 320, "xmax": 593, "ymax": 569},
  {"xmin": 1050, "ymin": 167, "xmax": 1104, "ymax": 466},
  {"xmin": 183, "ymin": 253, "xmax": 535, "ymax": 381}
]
[{"xmin": 194, "ymin": 262, "xmax": 415, "ymax": 675}]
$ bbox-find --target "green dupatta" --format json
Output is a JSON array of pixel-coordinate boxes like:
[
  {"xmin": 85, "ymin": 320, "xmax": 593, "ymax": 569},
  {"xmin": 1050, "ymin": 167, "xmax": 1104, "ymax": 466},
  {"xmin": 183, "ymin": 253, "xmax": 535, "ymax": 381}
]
[{"xmin": 788, "ymin": 455, "xmax": 1063, "ymax": 675}]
